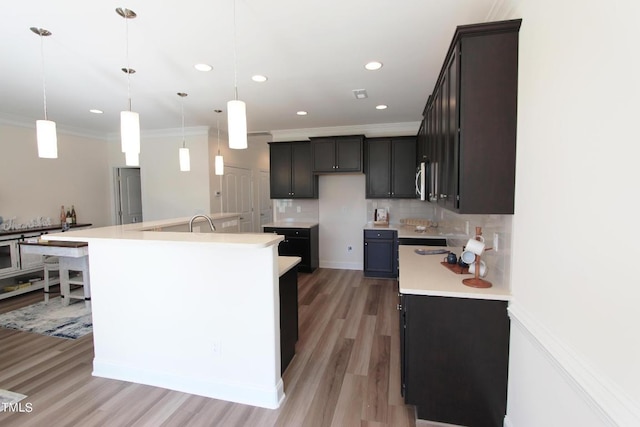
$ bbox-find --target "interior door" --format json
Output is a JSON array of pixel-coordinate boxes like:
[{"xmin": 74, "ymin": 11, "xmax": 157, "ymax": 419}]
[
  {"xmin": 224, "ymin": 166, "xmax": 254, "ymax": 232},
  {"xmin": 259, "ymin": 170, "xmax": 272, "ymax": 226},
  {"xmin": 115, "ymin": 167, "xmax": 143, "ymax": 224}
]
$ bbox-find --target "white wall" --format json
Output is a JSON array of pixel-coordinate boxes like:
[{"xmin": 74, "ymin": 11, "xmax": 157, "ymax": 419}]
[
  {"xmin": 318, "ymin": 175, "xmax": 367, "ymax": 269},
  {"xmin": 123, "ymin": 127, "xmax": 211, "ymax": 221},
  {"xmin": 0, "ymin": 123, "xmax": 111, "ymax": 227},
  {"xmin": 488, "ymin": 0, "xmax": 640, "ymax": 425}
]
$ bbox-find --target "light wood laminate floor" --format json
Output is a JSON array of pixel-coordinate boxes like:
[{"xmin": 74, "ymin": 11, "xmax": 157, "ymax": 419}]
[{"xmin": 0, "ymin": 269, "xmax": 419, "ymax": 427}]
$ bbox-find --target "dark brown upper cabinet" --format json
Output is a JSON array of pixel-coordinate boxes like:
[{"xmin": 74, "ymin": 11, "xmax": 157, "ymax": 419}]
[
  {"xmin": 365, "ymin": 137, "xmax": 417, "ymax": 199},
  {"xmin": 424, "ymin": 19, "xmax": 521, "ymax": 214},
  {"xmin": 269, "ymin": 141, "xmax": 318, "ymax": 199},
  {"xmin": 310, "ymin": 135, "xmax": 364, "ymax": 173}
]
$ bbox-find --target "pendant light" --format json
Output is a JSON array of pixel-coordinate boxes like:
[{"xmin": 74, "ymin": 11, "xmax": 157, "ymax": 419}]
[
  {"xmin": 177, "ymin": 93, "xmax": 190, "ymax": 172},
  {"xmin": 31, "ymin": 27, "xmax": 57, "ymax": 159},
  {"xmin": 117, "ymin": 7, "xmax": 140, "ymax": 166},
  {"xmin": 227, "ymin": 0, "xmax": 247, "ymax": 149},
  {"xmin": 214, "ymin": 109, "xmax": 224, "ymax": 175}
]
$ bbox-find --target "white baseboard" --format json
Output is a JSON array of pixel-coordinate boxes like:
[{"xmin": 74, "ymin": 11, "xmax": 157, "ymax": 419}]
[
  {"xmin": 508, "ymin": 305, "xmax": 640, "ymax": 426},
  {"xmin": 93, "ymin": 359, "xmax": 285, "ymax": 409},
  {"xmin": 319, "ymin": 260, "xmax": 362, "ymax": 270}
]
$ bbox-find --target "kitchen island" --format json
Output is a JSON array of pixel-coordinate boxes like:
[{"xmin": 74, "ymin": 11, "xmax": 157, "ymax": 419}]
[{"xmin": 41, "ymin": 213, "xmax": 288, "ymax": 409}]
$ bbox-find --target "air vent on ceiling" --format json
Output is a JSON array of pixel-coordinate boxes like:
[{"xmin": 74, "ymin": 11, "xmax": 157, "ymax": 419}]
[{"xmin": 352, "ymin": 89, "xmax": 368, "ymax": 99}]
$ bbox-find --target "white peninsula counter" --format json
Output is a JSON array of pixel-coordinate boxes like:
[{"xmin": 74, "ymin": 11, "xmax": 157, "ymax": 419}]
[{"xmin": 42, "ymin": 214, "xmax": 287, "ymax": 409}]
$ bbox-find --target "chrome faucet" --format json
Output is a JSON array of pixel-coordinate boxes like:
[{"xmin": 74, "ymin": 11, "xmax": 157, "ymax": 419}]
[{"xmin": 188, "ymin": 214, "xmax": 216, "ymax": 232}]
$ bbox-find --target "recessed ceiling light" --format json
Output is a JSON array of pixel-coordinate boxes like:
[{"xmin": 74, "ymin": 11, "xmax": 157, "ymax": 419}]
[
  {"xmin": 252, "ymin": 75, "xmax": 268, "ymax": 82},
  {"xmin": 296, "ymin": 111, "xmax": 308, "ymax": 116},
  {"xmin": 89, "ymin": 109, "xmax": 103, "ymax": 114},
  {"xmin": 375, "ymin": 104, "xmax": 388, "ymax": 110},
  {"xmin": 365, "ymin": 61, "xmax": 383, "ymax": 71},
  {"xmin": 194, "ymin": 63, "xmax": 213, "ymax": 72}
]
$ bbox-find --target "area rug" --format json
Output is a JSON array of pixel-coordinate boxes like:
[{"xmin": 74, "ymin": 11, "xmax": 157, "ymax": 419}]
[
  {"xmin": 0, "ymin": 297, "xmax": 92, "ymax": 339},
  {"xmin": 0, "ymin": 389, "xmax": 27, "ymax": 412}
]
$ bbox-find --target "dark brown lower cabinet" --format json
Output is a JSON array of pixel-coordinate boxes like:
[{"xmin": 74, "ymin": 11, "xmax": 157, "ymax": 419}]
[
  {"xmin": 279, "ymin": 266, "xmax": 298, "ymax": 374},
  {"xmin": 264, "ymin": 226, "xmax": 319, "ymax": 273},
  {"xmin": 400, "ymin": 294, "xmax": 510, "ymax": 427}
]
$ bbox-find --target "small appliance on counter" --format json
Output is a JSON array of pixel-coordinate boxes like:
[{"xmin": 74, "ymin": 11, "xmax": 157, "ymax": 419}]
[{"xmin": 373, "ymin": 208, "xmax": 389, "ymax": 226}]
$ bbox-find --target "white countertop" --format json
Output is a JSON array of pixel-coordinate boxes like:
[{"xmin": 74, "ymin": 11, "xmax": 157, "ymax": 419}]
[
  {"xmin": 398, "ymin": 245, "xmax": 511, "ymax": 301},
  {"xmin": 364, "ymin": 222, "xmax": 466, "ymax": 240},
  {"xmin": 41, "ymin": 213, "xmax": 283, "ymax": 249},
  {"xmin": 278, "ymin": 256, "xmax": 301, "ymax": 276},
  {"xmin": 262, "ymin": 221, "xmax": 319, "ymax": 229}
]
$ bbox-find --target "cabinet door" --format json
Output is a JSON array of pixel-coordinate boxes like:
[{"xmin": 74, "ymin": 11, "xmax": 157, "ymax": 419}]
[
  {"xmin": 335, "ymin": 136, "xmax": 362, "ymax": 172},
  {"xmin": 291, "ymin": 142, "xmax": 317, "ymax": 198},
  {"xmin": 363, "ymin": 230, "xmax": 396, "ymax": 278},
  {"xmin": 437, "ymin": 70, "xmax": 450, "ymax": 208},
  {"xmin": 443, "ymin": 50, "xmax": 459, "ymax": 210},
  {"xmin": 365, "ymin": 138, "xmax": 391, "ymax": 198},
  {"xmin": 269, "ymin": 143, "xmax": 292, "ymax": 198},
  {"xmin": 417, "ymin": 118, "xmax": 427, "ymax": 164},
  {"xmin": 285, "ymin": 237, "xmax": 311, "ymax": 271},
  {"xmin": 0, "ymin": 241, "xmax": 20, "ymax": 276},
  {"xmin": 426, "ymin": 103, "xmax": 437, "ymax": 200},
  {"xmin": 311, "ymin": 138, "xmax": 336, "ymax": 172},
  {"xmin": 404, "ymin": 295, "xmax": 510, "ymax": 427},
  {"xmin": 279, "ymin": 267, "xmax": 298, "ymax": 374},
  {"xmin": 458, "ymin": 31, "xmax": 518, "ymax": 214},
  {"xmin": 391, "ymin": 137, "xmax": 417, "ymax": 198},
  {"xmin": 364, "ymin": 239, "xmax": 395, "ymax": 276},
  {"xmin": 432, "ymin": 85, "xmax": 443, "ymax": 203}
]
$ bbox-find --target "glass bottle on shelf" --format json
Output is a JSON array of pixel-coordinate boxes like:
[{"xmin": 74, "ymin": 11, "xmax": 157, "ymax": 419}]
[
  {"xmin": 60, "ymin": 205, "xmax": 66, "ymax": 225},
  {"xmin": 71, "ymin": 205, "xmax": 77, "ymax": 224}
]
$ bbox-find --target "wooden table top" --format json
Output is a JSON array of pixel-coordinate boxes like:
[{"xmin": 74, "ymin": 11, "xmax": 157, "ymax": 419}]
[{"xmin": 19, "ymin": 240, "xmax": 88, "ymax": 248}]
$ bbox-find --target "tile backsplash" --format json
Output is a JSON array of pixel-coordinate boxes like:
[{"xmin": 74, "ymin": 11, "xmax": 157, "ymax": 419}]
[
  {"xmin": 367, "ymin": 199, "xmax": 512, "ymax": 289},
  {"xmin": 273, "ymin": 199, "xmax": 319, "ymax": 222}
]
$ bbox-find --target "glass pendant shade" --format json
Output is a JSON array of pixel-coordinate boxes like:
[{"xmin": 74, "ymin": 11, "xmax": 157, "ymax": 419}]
[
  {"xmin": 125, "ymin": 150, "xmax": 139, "ymax": 166},
  {"xmin": 227, "ymin": 99, "xmax": 247, "ymax": 149},
  {"xmin": 121, "ymin": 110, "xmax": 140, "ymax": 153},
  {"xmin": 179, "ymin": 147, "xmax": 191, "ymax": 172},
  {"xmin": 36, "ymin": 119, "xmax": 58, "ymax": 158},
  {"xmin": 215, "ymin": 154, "xmax": 224, "ymax": 175}
]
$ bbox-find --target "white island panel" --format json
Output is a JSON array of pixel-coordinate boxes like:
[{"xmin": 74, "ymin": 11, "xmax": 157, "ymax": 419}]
[{"xmin": 87, "ymin": 237, "xmax": 283, "ymax": 408}]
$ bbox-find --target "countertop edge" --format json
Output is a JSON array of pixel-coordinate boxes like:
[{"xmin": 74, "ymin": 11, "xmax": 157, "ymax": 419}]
[
  {"xmin": 262, "ymin": 221, "xmax": 319, "ymax": 229},
  {"xmin": 278, "ymin": 256, "xmax": 301, "ymax": 276},
  {"xmin": 398, "ymin": 286, "xmax": 511, "ymax": 301}
]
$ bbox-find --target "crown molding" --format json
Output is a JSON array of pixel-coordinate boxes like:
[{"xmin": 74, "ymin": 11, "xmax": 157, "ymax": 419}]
[
  {"xmin": 0, "ymin": 113, "xmax": 108, "ymax": 141},
  {"xmin": 269, "ymin": 122, "xmax": 420, "ymax": 141}
]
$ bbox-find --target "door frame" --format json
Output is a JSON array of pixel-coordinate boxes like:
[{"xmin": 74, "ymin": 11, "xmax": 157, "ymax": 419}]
[{"xmin": 113, "ymin": 167, "xmax": 142, "ymax": 225}]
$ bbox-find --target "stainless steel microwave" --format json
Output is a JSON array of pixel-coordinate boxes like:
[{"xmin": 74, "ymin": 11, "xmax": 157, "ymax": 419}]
[{"xmin": 415, "ymin": 160, "xmax": 438, "ymax": 202}]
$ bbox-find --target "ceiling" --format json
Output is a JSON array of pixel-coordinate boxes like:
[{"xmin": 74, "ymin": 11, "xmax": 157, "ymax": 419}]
[{"xmin": 0, "ymin": 0, "xmax": 498, "ymax": 139}]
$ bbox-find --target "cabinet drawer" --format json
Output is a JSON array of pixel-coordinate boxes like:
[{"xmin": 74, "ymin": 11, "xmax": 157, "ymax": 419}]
[
  {"xmin": 265, "ymin": 227, "xmax": 310, "ymax": 238},
  {"xmin": 364, "ymin": 229, "xmax": 396, "ymax": 240}
]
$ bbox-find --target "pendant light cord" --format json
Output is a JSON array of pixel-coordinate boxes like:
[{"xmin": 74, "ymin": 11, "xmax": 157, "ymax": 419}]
[
  {"xmin": 39, "ymin": 34, "xmax": 48, "ymax": 120},
  {"xmin": 181, "ymin": 97, "xmax": 186, "ymax": 148},
  {"xmin": 233, "ymin": 0, "xmax": 239, "ymax": 101},
  {"xmin": 217, "ymin": 117, "xmax": 221, "ymax": 155},
  {"xmin": 125, "ymin": 14, "xmax": 132, "ymax": 112}
]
